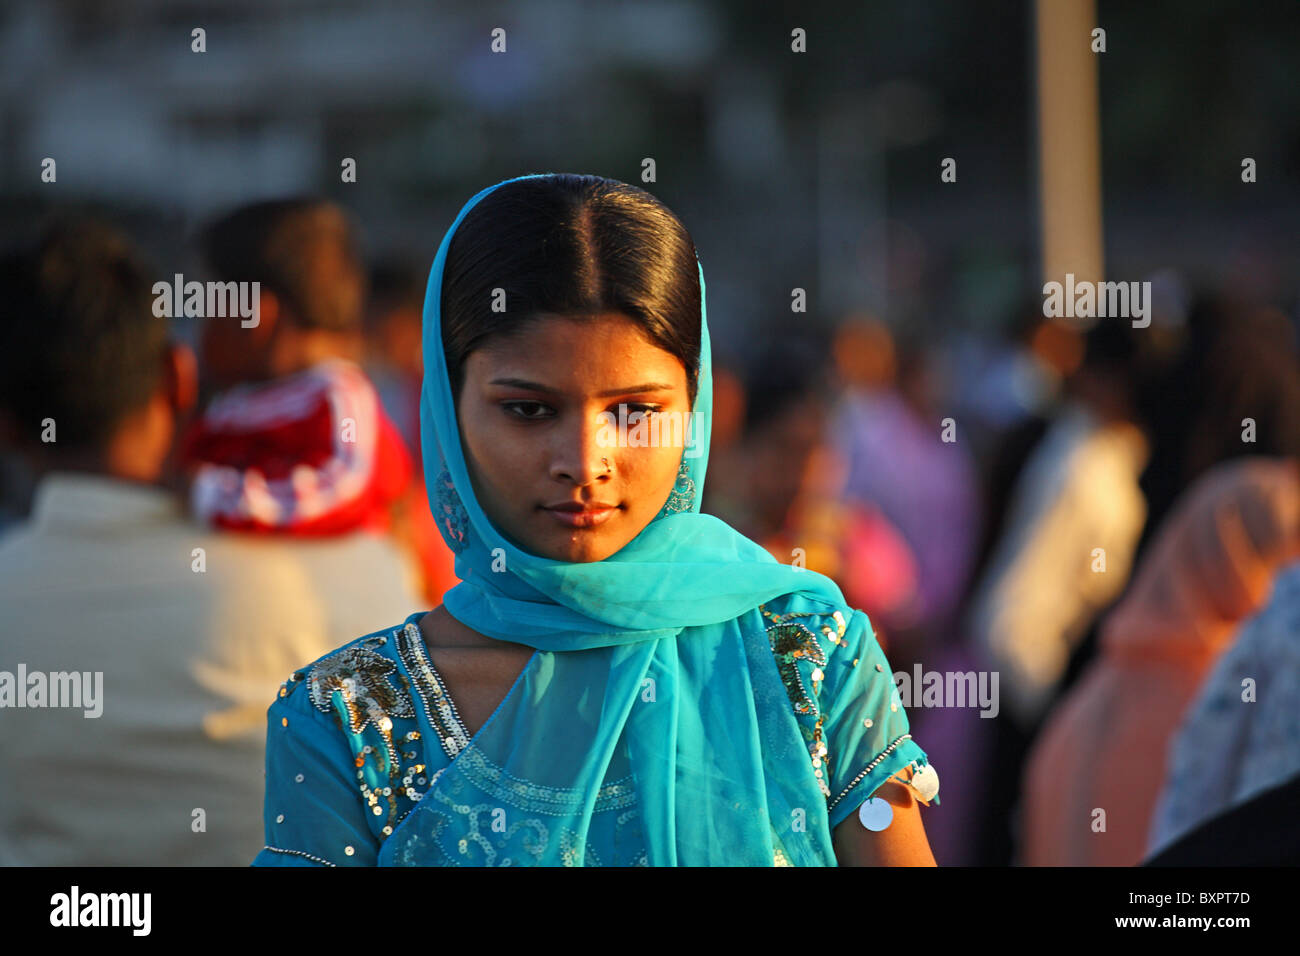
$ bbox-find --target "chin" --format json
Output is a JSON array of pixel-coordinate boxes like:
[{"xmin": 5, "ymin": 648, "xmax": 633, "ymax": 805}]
[
  {"xmin": 549, "ymin": 536, "xmax": 620, "ymax": 563},
  {"xmin": 521, "ymin": 524, "xmax": 629, "ymax": 563}
]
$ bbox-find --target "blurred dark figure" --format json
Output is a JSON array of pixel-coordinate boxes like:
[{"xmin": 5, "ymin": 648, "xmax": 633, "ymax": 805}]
[
  {"xmin": 961, "ymin": 299, "xmax": 1086, "ymax": 587},
  {"xmin": 969, "ymin": 316, "xmax": 1168, "ymax": 726},
  {"xmin": 0, "ymin": 220, "xmax": 416, "ymax": 864},
  {"xmin": 1135, "ymin": 303, "xmax": 1300, "ymax": 859},
  {"xmin": 193, "ymin": 199, "xmax": 366, "ymax": 395},
  {"xmin": 1003, "ymin": 293, "xmax": 1300, "ymax": 866},
  {"xmin": 1136, "ymin": 296, "xmax": 1300, "ymax": 557},
  {"xmin": 952, "ymin": 295, "xmax": 1083, "ymax": 458},
  {"xmin": 0, "ymin": 433, "xmax": 39, "ymax": 536},
  {"xmin": 954, "ymin": 312, "xmax": 1171, "ymax": 866},
  {"xmin": 0, "ymin": 221, "xmax": 195, "ymax": 491},
  {"xmin": 177, "ymin": 199, "xmax": 454, "ymax": 604},
  {"xmin": 1146, "ymin": 764, "xmax": 1300, "ymax": 867}
]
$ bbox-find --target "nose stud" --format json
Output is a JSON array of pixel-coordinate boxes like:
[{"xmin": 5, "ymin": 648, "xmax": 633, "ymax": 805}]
[{"xmin": 602, "ymin": 457, "xmax": 611, "ymax": 474}]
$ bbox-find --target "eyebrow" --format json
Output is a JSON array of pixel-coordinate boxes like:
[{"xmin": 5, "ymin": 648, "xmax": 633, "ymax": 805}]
[{"xmin": 488, "ymin": 378, "xmax": 676, "ymax": 397}]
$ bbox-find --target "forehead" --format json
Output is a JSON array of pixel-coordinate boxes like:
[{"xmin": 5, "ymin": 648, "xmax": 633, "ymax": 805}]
[{"xmin": 467, "ymin": 312, "xmax": 686, "ymax": 388}]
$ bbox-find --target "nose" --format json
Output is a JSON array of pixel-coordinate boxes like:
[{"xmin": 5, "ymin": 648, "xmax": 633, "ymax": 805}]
[{"xmin": 549, "ymin": 409, "xmax": 614, "ymax": 487}]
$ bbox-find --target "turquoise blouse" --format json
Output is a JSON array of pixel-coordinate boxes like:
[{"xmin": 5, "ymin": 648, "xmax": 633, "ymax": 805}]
[{"xmin": 253, "ymin": 592, "xmax": 937, "ymax": 866}]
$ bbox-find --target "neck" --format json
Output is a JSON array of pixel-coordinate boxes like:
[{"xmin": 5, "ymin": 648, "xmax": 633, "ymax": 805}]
[
  {"xmin": 420, "ymin": 605, "xmax": 532, "ymax": 651},
  {"xmin": 33, "ymin": 449, "xmax": 164, "ymax": 490},
  {"xmin": 32, "ymin": 403, "xmax": 169, "ymax": 487},
  {"xmin": 270, "ymin": 328, "xmax": 361, "ymax": 378}
]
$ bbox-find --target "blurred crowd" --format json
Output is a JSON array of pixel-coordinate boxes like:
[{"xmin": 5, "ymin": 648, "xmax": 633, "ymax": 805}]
[
  {"xmin": 1, "ymin": 200, "xmax": 1298, "ymax": 865},
  {"xmin": 706, "ymin": 284, "xmax": 1300, "ymax": 866}
]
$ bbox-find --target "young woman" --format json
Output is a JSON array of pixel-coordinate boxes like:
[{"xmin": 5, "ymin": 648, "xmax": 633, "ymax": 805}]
[{"xmin": 254, "ymin": 173, "xmax": 939, "ymax": 866}]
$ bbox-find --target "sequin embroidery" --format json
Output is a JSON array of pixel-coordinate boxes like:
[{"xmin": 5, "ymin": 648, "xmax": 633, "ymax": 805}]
[
  {"xmin": 295, "ymin": 633, "xmax": 438, "ymax": 836},
  {"xmin": 391, "ymin": 773, "xmax": 619, "ymax": 867},
  {"xmin": 455, "ymin": 744, "xmax": 638, "ymax": 816},
  {"xmin": 760, "ymin": 602, "xmax": 849, "ymax": 799},
  {"xmin": 433, "ymin": 468, "xmax": 470, "ymax": 552},
  {"xmin": 307, "ymin": 635, "xmax": 415, "ymax": 735},
  {"xmin": 767, "ymin": 621, "xmax": 826, "ymax": 715},
  {"xmin": 657, "ymin": 459, "xmax": 697, "ymax": 515}
]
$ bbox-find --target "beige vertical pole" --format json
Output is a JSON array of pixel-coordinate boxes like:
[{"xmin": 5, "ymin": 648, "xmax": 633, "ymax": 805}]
[{"xmin": 1035, "ymin": 0, "xmax": 1104, "ymax": 297}]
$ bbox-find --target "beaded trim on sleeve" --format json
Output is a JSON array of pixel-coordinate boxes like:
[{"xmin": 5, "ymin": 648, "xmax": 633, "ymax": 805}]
[
  {"xmin": 260, "ymin": 845, "xmax": 337, "ymax": 867},
  {"xmin": 825, "ymin": 733, "xmax": 913, "ymax": 814}
]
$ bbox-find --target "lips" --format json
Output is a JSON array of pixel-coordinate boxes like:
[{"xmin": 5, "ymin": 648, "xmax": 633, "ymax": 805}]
[{"xmin": 542, "ymin": 502, "xmax": 619, "ymax": 529}]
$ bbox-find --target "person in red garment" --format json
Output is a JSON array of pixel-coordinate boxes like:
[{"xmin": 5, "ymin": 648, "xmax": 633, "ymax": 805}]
[{"xmin": 178, "ymin": 199, "xmax": 456, "ymax": 604}]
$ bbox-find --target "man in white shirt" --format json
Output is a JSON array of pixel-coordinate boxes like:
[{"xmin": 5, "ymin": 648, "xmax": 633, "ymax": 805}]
[{"xmin": 0, "ymin": 221, "xmax": 422, "ymax": 865}]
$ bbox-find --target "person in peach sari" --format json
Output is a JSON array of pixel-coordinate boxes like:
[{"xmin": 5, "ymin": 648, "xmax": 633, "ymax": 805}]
[{"xmin": 1018, "ymin": 456, "xmax": 1300, "ymax": 866}]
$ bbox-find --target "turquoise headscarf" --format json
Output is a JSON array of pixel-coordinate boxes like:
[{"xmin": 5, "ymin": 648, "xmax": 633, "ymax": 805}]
[{"xmin": 381, "ymin": 173, "xmax": 854, "ymax": 866}]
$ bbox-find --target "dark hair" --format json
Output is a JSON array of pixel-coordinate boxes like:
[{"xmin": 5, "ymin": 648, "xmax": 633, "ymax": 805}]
[
  {"xmin": 365, "ymin": 257, "xmax": 425, "ymax": 323},
  {"xmin": 1181, "ymin": 307, "xmax": 1300, "ymax": 473},
  {"xmin": 1136, "ymin": 293, "xmax": 1300, "ymax": 555},
  {"xmin": 440, "ymin": 175, "xmax": 702, "ymax": 405},
  {"xmin": 0, "ymin": 220, "xmax": 168, "ymax": 454},
  {"xmin": 200, "ymin": 198, "xmax": 365, "ymax": 332},
  {"xmin": 1078, "ymin": 312, "xmax": 1176, "ymax": 391}
]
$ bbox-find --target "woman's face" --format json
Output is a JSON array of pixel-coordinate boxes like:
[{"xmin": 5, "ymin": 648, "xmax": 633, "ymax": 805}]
[{"xmin": 457, "ymin": 312, "xmax": 693, "ymax": 562}]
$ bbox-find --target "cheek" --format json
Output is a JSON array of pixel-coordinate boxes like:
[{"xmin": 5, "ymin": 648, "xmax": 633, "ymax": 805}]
[
  {"xmin": 620, "ymin": 445, "xmax": 683, "ymax": 504},
  {"xmin": 458, "ymin": 408, "xmax": 523, "ymax": 497}
]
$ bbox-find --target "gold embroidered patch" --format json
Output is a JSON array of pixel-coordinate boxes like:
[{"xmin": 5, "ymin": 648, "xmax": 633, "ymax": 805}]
[
  {"xmin": 766, "ymin": 621, "xmax": 826, "ymax": 716},
  {"xmin": 307, "ymin": 636, "xmax": 415, "ymax": 735}
]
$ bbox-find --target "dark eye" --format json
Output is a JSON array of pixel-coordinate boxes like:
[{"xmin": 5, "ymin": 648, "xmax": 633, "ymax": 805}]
[
  {"xmin": 502, "ymin": 400, "xmax": 555, "ymax": 421},
  {"xmin": 623, "ymin": 403, "xmax": 664, "ymax": 417}
]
